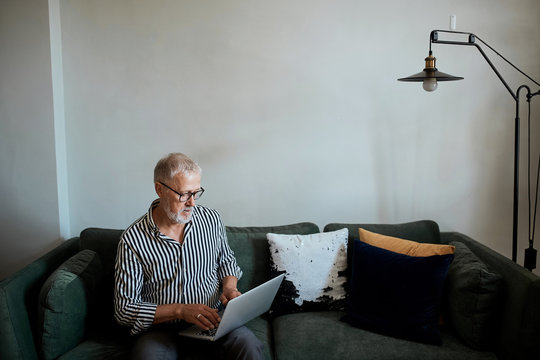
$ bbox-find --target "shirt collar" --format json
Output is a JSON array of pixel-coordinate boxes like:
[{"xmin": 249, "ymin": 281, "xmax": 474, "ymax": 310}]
[{"xmin": 148, "ymin": 199, "xmax": 161, "ymax": 236}]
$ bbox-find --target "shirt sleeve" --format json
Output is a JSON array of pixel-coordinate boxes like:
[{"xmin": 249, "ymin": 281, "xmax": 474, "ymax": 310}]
[
  {"xmin": 216, "ymin": 220, "xmax": 243, "ymax": 281},
  {"xmin": 114, "ymin": 238, "xmax": 158, "ymax": 335}
]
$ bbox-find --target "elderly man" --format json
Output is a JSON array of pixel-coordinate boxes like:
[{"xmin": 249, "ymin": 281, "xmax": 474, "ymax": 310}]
[{"xmin": 114, "ymin": 153, "xmax": 263, "ymax": 359}]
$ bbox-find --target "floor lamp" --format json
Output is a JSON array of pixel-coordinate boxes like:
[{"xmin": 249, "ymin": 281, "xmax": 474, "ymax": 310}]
[{"xmin": 398, "ymin": 30, "xmax": 540, "ymax": 271}]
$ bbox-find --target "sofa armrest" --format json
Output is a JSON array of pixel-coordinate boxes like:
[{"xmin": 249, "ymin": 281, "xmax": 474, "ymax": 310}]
[
  {"xmin": 441, "ymin": 232, "xmax": 540, "ymax": 360},
  {"xmin": 0, "ymin": 238, "xmax": 80, "ymax": 360}
]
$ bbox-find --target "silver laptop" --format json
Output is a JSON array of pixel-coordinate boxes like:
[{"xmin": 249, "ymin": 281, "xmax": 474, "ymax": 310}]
[{"xmin": 178, "ymin": 273, "xmax": 285, "ymax": 341}]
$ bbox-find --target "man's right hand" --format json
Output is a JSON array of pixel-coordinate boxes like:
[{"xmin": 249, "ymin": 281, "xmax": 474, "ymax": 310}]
[
  {"xmin": 153, "ymin": 303, "xmax": 220, "ymax": 331},
  {"xmin": 180, "ymin": 304, "xmax": 221, "ymax": 330}
]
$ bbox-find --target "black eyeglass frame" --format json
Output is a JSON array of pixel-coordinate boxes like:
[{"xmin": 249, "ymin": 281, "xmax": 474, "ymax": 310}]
[{"xmin": 158, "ymin": 181, "xmax": 205, "ymax": 202}]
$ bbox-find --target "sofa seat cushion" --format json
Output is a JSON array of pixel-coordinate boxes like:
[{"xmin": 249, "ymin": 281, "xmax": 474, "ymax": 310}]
[
  {"xmin": 226, "ymin": 222, "xmax": 320, "ymax": 293},
  {"xmin": 57, "ymin": 338, "xmax": 130, "ymax": 360},
  {"xmin": 58, "ymin": 317, "xmax": 271, "ymax": 360},
  {"xmin": 245, "ymin": 316, "xmax": 274, "ymax": 360},
  {"xmin": 272, "ymin": 311, "xmax": 497, "ymax": 360}
]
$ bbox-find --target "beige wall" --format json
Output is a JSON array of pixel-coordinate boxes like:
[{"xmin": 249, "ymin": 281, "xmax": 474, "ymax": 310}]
[
  {"xmin": 0, "ymin": 0, "xmax": 63, "ymax": 279},
  {"xmin": 2, "ymin": 0, "xmax": 540, "ymax": 278}
]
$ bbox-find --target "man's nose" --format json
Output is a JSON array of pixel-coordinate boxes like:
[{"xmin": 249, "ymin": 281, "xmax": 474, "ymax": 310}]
[{"xmin": 186, "ymin": 195, "xmax": 196, "ymax": 206}]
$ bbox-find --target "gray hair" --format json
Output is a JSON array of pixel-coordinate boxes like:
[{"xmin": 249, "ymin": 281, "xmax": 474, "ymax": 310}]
[{"xmin": 153, "ymin": 153, "xmax": 202, "ymax": 183}]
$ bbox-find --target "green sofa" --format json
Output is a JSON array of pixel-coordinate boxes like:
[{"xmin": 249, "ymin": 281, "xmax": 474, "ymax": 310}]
[{"xmin": 1, "ymin": 221, "xmax": 539, "ymax": 359}]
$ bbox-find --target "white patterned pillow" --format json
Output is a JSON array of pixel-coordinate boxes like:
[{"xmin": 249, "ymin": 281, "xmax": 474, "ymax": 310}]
[{"xmin": 267, "ymin": 228, "xmax": 348, "ymax": 316}]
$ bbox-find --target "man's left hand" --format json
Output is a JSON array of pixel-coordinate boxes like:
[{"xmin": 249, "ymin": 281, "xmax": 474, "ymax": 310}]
[{"xmin": 220, "ymin": 287, "xmax": 242, "ymax": 305}]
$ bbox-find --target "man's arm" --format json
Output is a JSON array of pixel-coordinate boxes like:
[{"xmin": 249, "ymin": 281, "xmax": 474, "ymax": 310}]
[
  {"xmin": 215, "ymin": 219, "xmax": 243, "ymax": 305},
  {"xmin": 114, "ymin": 239, "xmax": 158, "ymax": 334},
  {"xmin": 216, "ymin": 219, "xmax": 243, "ymax": 290},
  {"xmin": 220, "ymin": 275, "xmax": 242, "ymax": 305}
]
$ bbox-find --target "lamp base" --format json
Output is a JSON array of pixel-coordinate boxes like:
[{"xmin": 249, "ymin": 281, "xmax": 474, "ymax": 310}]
[{"xmin": 524, "ymin": 247, "xmax": 537, "ymax": 271}]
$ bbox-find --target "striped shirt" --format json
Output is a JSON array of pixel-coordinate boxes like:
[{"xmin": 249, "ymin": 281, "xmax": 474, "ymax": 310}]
[{"xmin": 114, "ymin": 199, "xmax": 242, "ymax": 335}]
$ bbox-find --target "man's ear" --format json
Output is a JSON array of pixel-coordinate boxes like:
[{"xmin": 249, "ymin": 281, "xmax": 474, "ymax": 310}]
[{"xmin": 155, "ymin": 182, "xmax": 163, "ymax": 197}]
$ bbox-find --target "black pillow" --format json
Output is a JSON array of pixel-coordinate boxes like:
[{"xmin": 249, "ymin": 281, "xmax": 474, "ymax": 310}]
[
  {"xmin": 342, "ymin": 240, "xmax": 453, "ymax": 345},
  {"xmin": 444, "ymin": 241, "xmax": 503, "ymax": 350}
]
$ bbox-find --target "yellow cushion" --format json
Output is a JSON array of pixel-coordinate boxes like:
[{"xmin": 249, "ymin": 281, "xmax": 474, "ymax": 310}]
[{"xmin": 358, "ymin": 228, "xmax": 455, "ymax": 257}]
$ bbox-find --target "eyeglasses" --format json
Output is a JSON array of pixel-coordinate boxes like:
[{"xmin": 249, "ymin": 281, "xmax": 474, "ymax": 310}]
[{"xmin": 159, "ymin": 182, "xmax": 205, "ymax": 202}]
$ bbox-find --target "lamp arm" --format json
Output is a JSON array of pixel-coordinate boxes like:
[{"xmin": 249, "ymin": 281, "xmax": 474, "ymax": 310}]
[
  {"xmin": 529, "ymin": 90, "xmax": 540, "ymax": 100},
  {"xmin": 475, "ymin": 39, "xmax": 540, "ymax": 88},
  {"xmin": 430, "ymin": 30, "xmax": 517, "ymax": 101}
]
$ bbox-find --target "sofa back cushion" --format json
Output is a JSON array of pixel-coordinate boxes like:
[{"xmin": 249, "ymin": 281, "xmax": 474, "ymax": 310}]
[
  {"xmin": 226, "ymin": 222, "xmax": 320, "ymax": 293},
  {"xmin": 79, "ymin": 228, "xmax": 124, "ymax": 336},
  {"xmin": 441, "ymin": 232, "xmax": 540, "ymax": 359},
  {"xmin": 80, "ymin": 228, "xmax": 124, "ymax": 275},
  {"xmin": 76, "ymin": 224, "xmax": 320, "ymax": 332},
  {"xmin": 444, "ymin": 241, "xmax": 503, "ymax": 350},
  {"xmin": 324, "ymin": 220, "xmax": 441, "ymax": 275},
  {"xmin": 324, "ymin": 220, "xmax": 441, "ymax": 244}
]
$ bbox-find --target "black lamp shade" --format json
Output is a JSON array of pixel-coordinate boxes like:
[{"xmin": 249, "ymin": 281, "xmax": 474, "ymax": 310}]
[
  {"xmin": 398, "ymin": 69, "xmax": 463, "ymax": 82},
  {"xmin": 398, "ymin": 53, "xmax": 463, "ymax": 82}
]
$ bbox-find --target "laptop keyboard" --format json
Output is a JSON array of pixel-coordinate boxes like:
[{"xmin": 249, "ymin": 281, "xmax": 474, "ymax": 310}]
[{"xmin": 197, "ymin": 327, "xmax": 218, "ymax": 337}]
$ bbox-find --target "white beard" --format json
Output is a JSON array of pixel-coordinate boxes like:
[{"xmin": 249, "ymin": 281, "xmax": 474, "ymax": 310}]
[
  {"xmin": 162, "ymin": 196, "xmax": 194, "ymax": 224},
  {"xmin": 165, "ymin": 206, "xmax": 193, "ymax": 224}
]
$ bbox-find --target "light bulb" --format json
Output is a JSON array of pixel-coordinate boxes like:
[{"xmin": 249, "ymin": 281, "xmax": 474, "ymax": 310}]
[{"xmin": 423, "ymin": 78, "xmax": 438, "ymax": 92}]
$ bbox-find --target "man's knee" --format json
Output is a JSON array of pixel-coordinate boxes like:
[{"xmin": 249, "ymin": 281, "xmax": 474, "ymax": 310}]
[
  {"xmin": 220, "ymin": 326, "xmax": 264, "ymax": 360},
  {"xmin": 132, "ymin": 331, "xmax": 179, "ymax": 360}
]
